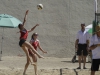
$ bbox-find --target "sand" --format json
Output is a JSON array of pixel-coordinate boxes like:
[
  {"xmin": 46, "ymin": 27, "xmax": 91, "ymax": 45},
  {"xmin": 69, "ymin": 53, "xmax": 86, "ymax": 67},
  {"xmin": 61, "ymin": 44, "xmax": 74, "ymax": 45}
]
[{"xmin": 0, "ymin": 56, "xmax": 99, "ymax": 75}]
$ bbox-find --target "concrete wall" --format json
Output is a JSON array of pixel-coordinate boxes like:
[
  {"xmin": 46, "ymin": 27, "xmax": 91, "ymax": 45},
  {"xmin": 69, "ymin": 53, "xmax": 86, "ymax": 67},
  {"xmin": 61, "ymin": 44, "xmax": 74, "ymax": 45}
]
[{"xmin": 0, "ymin": 0, "xmax": 96, "ymax": 57}]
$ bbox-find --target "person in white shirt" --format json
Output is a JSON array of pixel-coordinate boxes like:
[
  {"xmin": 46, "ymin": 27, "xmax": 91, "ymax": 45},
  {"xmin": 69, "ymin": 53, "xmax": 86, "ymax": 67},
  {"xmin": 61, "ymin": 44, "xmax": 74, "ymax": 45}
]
[
  {"xmin": 90, "ymin": 25, "xmax": 100, "ymax": 75},
  {"xmin": 75, "ymin": 23, "xmax": 89, "ymax": 69}
]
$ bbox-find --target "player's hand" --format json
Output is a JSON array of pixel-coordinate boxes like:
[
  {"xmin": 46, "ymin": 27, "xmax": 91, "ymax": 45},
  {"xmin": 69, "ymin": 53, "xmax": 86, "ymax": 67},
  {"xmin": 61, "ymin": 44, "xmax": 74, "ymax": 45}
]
[
  {"xmin": 36, "ymin": 24, "xmax": 39, "ymax": 26},
  {"xmin": 26, "ymin": 10, "xmax": 29, "ymax": 15}
]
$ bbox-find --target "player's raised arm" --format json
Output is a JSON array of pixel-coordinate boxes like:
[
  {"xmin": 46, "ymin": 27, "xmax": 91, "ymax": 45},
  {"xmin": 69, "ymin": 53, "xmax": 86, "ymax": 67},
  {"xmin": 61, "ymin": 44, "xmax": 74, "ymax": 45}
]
[
  {"xmin": 22, "ymin": 10, "xmax": 29, "ymax": 26},
  {"xmin": 28, "ymin": 24, "xmax": 39, "ymax": 33}
]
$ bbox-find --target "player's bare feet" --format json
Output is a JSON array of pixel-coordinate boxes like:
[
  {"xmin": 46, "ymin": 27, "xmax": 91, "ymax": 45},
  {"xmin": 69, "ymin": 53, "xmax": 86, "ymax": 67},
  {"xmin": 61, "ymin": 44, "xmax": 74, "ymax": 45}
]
[{"xmin": 38, "ymin": 55, "xmax": 44, "ymax": 58}]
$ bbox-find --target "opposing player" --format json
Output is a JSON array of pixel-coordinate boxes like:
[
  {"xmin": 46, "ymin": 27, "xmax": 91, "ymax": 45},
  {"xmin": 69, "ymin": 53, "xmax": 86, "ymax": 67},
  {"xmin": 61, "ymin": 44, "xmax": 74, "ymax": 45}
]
[{"xmin": 23, "ymin": 32, "xmax": 47, "ymax": 75}]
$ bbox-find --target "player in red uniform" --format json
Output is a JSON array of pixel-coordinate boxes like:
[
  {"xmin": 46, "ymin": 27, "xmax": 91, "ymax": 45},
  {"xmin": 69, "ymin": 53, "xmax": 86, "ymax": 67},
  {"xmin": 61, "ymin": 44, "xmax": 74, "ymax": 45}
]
[
  {"xmin": 23, "ymin": 32, "xmax": 47, "ymax": 75},
  {"xmin": 18, "ymin": 10, "xmax": 44, "ymax": 68}
]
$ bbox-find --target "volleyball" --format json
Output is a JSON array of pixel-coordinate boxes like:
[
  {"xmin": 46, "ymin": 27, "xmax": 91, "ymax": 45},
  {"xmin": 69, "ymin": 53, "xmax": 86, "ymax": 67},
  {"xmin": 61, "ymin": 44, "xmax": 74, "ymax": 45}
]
[{"xmin": 37, "ymin": 4, "xmax": 43, "ymax": 10}]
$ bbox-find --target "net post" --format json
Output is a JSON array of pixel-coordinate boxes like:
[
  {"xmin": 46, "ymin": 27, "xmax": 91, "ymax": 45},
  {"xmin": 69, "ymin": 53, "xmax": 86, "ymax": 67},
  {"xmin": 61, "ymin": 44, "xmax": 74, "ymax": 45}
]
[{"xmin": 93, "ymin": 0, "xmax": 98, "ymax": 35}]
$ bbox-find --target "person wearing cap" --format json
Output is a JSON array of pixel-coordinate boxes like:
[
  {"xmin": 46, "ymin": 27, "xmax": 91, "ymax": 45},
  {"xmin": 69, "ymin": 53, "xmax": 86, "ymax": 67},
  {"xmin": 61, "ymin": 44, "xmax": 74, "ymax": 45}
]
[
  {"xmin": 23, "ymin": 32, "xmax": 47, "ymax": 75},
  {"xmin": 75, "ymin": 23, "xmax": 90, "ymax": 69},
  {"xmin": 90, "ymin": 25, "xmax": 100, "ymax": 75}
]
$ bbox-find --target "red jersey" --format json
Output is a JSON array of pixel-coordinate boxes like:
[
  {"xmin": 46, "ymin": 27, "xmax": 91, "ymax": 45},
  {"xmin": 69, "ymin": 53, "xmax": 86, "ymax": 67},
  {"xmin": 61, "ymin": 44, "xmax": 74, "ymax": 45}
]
[
  {"xmin": 20, "ymin": 29, "xmax": 28, "ymax": 40},
  {"xmin": 30, "ymin": 39, "xmax": 39, "ymax": 50}
]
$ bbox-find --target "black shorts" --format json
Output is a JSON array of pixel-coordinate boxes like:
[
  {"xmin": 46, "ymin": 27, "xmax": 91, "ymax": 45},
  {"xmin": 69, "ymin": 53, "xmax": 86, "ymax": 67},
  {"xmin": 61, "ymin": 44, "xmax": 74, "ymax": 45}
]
[
  {"xmin": 77, "ymin": 44, "xmax": 88, "ymax": 56},
  {"xmin": 91, "ymin": 59, "xmax": 100, "ymax": 71},
  {"xmin": 19, "ymin": 39, "xmax": 26, "ymax": 47}
]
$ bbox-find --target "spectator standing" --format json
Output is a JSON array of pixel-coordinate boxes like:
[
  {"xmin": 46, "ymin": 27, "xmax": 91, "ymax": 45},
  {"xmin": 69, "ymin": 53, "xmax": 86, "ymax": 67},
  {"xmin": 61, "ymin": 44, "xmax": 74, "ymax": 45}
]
[{"xmin": 75, "ymin": 23, "xmax": 89, "ymax": 69}]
